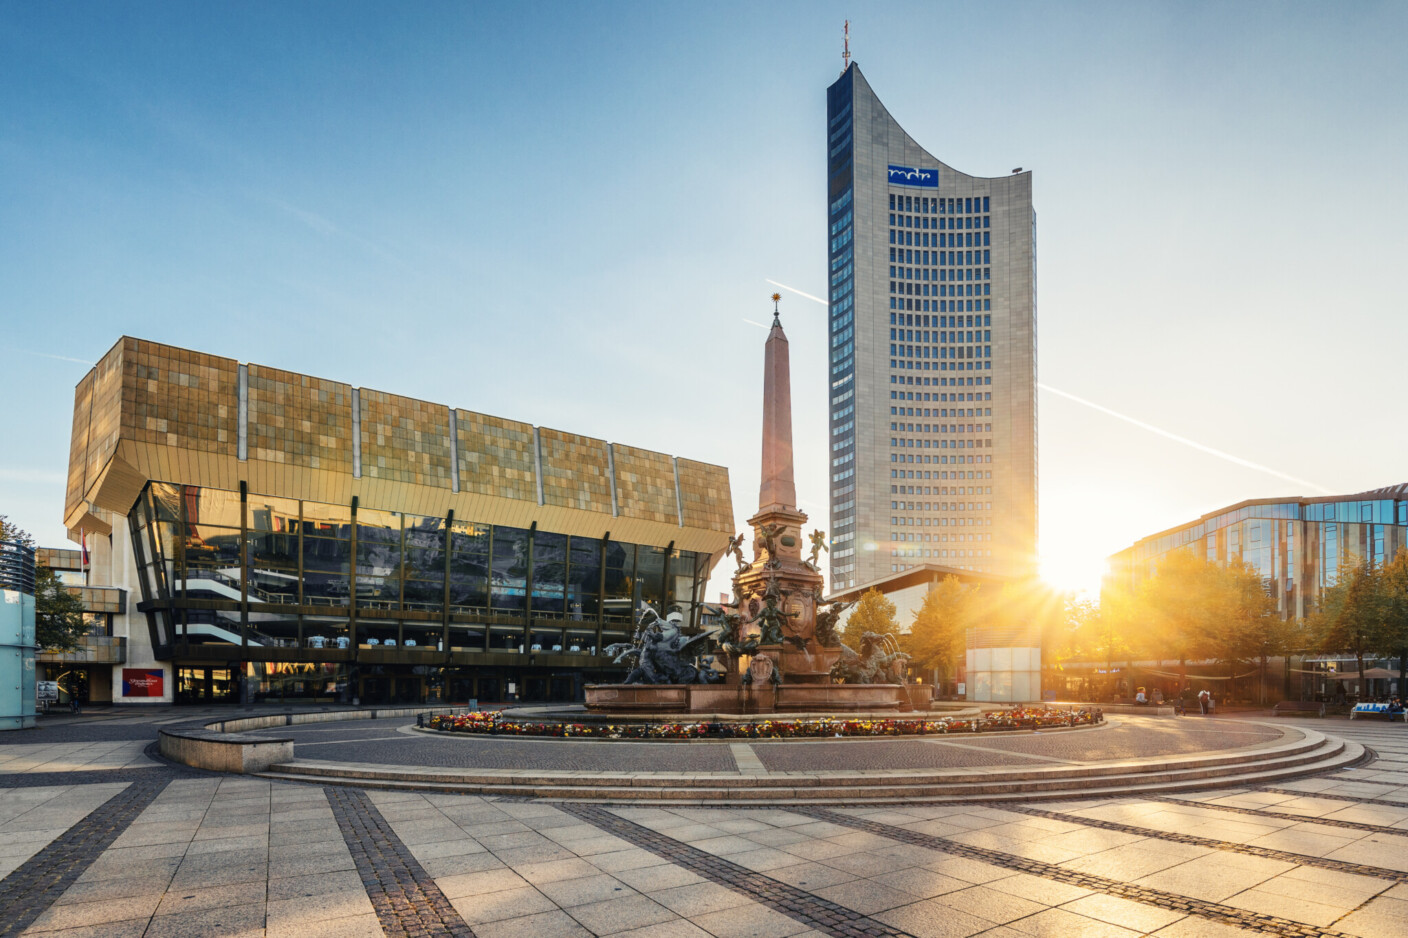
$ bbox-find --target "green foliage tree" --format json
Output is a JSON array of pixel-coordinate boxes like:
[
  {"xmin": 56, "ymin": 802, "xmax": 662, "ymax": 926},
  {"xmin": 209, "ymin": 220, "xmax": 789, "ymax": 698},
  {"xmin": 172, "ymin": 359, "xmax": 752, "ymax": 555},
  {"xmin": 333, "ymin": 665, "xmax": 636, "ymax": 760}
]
[
  {"xmin": 840, "ymin": 588, "xmax": 898, "ymax": 648},
  {"xmin": 905, "ymin": 576, "xmax": 969, "ymax": 678},
  {"xmin": 1215, "ymin": 559, "xmax": 1283, "ymax": 703},
  {"xmin": 0, "ymin": 514, "xmax": 90, "ymax": 652},
  {"xmin": 1381, "ymin": 549, "xmax": 1408, "ymax": 696},
  {"xmin": 1311, "ymin": 560, "xmax": 1384, "ymax": 698},
  {"xmin": 1135, "ymin": 549, "xmax": 1220, "ymax": 689}
]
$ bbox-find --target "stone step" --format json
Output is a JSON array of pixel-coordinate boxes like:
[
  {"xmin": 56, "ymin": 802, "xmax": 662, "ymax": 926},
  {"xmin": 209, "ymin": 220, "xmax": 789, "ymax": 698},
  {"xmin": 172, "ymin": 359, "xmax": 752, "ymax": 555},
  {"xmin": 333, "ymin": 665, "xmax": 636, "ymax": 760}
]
[
  {"xmin": 265, "ymin": 727, "xmax": 1330, "ymax": 790},
  {"xmin": 257, "ymin": 736, "xmax": 1362, "ymax": 805}
]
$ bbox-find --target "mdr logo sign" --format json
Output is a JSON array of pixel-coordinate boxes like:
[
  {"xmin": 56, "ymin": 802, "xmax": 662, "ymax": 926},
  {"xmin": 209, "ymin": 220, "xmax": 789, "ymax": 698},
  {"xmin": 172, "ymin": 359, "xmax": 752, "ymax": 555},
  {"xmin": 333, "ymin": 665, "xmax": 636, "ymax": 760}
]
[{"xmin": 887, "ymin": 165, "xmax": 938, "ymax": 188}]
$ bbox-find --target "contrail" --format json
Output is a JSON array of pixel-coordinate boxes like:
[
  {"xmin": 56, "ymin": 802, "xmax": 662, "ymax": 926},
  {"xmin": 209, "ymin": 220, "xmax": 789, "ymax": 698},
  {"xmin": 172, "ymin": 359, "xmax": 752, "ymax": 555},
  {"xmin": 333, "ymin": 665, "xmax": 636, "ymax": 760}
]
[
  {"xmin": 741, "ymin": 318, "xmax": 770, "ymax": 330},
  {"xmin": 766, "ymin": 280, "xmax": 829, "ymax": 307},
  {"xmin": 7, "ymin": 347, "xmax": 93, "ymax": 365},
  {"xmin": 1039, "ymin": 383, "xmax": 1335, "ymax": 494}
]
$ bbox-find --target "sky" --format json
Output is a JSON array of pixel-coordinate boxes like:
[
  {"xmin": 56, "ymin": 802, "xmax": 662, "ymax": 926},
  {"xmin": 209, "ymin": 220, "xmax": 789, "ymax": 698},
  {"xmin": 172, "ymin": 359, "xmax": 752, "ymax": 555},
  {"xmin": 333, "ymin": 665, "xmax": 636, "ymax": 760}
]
[{"xmin": 1, "ymin": 1, "xmax": 1405, "ymax": 601}]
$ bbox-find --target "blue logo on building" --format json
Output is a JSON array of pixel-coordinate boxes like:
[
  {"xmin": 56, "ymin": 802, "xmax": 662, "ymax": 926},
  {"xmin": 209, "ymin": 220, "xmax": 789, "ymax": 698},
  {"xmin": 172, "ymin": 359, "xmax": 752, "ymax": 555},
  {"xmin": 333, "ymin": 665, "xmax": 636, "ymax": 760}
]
[{"xmin": 887, "ymin": 165, "xmax": 938, "ymax": 188}]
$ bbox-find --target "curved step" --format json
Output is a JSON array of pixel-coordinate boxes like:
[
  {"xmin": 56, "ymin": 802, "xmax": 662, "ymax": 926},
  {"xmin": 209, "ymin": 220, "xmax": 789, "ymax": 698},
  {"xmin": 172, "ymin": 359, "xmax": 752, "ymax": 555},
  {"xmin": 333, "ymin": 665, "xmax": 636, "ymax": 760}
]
[{"xmin": 255, "ymin": 730, "xmax": 1364, "ymax": 804}]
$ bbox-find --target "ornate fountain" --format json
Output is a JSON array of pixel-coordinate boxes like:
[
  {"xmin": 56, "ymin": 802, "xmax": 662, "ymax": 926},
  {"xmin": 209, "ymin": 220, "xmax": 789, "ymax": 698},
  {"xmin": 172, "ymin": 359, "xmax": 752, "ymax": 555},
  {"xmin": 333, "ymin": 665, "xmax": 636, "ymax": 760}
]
[{"xmin": 584, "ymin": 296, "xmax": 929, "ymax": 715}]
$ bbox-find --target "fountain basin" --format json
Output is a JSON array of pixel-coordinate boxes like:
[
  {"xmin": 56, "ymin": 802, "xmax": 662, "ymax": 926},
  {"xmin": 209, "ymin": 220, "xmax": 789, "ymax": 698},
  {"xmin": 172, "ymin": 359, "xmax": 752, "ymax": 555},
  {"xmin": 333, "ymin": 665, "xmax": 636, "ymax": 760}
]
[{"xmin": 584, "ymin": 682, "xmax": 929, "ymax": 714}]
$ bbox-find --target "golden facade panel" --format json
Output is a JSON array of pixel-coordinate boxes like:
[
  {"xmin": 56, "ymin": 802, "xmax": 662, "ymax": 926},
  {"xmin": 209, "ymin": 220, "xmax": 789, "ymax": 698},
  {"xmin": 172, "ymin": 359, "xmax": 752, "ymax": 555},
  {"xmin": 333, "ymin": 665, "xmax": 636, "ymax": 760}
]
[
  {"xmin": 65, "ymin": 373, "xmax": 94, "ymax": 521},
  {"xmin": 455, "ymin": 410, "xmax": 536, "ymax": 501},
  {"xmin": 361, "ymin": 390, "xmax": 452, "ymax": 489},
  {"xmin": 539, "ymin": 428, "xmax": 611, "ymax": 513},
  {"xmin": 677, "ymin": 458, "xmax": 734, "ymax": 532},
  {"xmin": 613, "ymin": 444, "xmax": 679, "ymax": 524},
  {"xmin": 84, "ymin": 339, "xmax": 126, "ymax": 494},
  {"xmin": 123, "ymin": 339, "xmax": 239, "ymax": 456},
  {"xmin": 64, "ymin": 337, "xmax": 733, "ymax": 557},
  {"xmin": 247, "ymin": 364, "xmax": 352, "ymax": 472}
]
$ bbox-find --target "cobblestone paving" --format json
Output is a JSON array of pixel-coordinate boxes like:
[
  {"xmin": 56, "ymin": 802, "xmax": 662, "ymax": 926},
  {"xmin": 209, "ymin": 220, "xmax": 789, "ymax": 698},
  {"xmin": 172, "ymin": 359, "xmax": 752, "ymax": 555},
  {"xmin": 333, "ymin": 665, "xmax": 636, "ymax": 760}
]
[
  {"xmin": 562, "ymin": 803, "xmax": 911, "ymax": 937},
  {"xmin": 328, "ymin": 787, "xmax": 476, "ymax": 938},
  {"xmin": 752, "ymin": 738, "xmax": 1043, "ymax": 772},
  {"xmin": 0, "ymin": 777, "xmax": 169, "ymax": 937},
  {"xmin": 260, "ymin": 725, "xmax": 741, "ymax": 772}
]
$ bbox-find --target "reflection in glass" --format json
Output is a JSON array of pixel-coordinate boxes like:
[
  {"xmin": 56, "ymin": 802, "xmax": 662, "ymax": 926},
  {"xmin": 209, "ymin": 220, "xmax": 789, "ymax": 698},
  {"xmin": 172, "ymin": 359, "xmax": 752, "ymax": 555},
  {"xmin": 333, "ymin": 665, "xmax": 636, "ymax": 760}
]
[
  {"xmin": 532, "ymin": 531, "xmax": 566, "ymax": 614},
  {"xmin": 491, "ymin": 526, "xmax": 529, "ymax": 611}
]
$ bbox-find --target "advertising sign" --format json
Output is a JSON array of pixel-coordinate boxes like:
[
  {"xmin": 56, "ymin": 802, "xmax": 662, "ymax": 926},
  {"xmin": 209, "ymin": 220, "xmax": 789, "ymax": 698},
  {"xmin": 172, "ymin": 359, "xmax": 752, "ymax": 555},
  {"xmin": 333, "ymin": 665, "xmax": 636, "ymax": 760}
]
[
  {"xmin": 122, "ymin": 668, "xmax": 165, "ymax": 698},
  {"xmin": 36, "ymin": 681, "xmax": 59, "ymax": 702},
  {"xmin": 887, "ymin": 165, "xmax": 938, "ymax": 187}
]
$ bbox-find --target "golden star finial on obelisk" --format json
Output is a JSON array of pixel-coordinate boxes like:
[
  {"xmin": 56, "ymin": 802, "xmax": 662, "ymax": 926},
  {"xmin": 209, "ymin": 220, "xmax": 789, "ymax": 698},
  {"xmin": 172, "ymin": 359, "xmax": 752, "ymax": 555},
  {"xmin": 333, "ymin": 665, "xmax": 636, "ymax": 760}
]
[{"xmin": 771, "ymin": 292, "xmax": 781, "ymax": 327}]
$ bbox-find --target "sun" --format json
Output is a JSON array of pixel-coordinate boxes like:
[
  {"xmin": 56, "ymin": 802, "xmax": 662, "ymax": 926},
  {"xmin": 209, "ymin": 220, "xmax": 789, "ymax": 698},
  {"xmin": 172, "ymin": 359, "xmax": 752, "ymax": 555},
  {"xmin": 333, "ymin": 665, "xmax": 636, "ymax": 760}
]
[{"xmin": 1038, "ymin": 543, "xmax": 1108, "ymax": 599}]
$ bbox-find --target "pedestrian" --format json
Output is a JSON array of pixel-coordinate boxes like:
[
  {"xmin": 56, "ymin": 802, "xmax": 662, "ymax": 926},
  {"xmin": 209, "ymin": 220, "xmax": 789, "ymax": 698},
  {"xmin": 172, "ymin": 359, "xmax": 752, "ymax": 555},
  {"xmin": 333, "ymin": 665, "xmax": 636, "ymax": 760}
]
[{"xmin": 1198, "ymin": 689, "xmax": 1210, "ymax": 715}]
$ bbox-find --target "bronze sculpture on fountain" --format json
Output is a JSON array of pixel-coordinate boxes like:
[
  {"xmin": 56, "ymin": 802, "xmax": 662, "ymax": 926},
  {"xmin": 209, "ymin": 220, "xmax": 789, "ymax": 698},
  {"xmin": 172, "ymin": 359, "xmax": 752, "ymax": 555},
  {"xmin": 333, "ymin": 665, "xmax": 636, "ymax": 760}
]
[{"xmin": 583, "ymin": 294, "xmax": 925, "ymax": 714}]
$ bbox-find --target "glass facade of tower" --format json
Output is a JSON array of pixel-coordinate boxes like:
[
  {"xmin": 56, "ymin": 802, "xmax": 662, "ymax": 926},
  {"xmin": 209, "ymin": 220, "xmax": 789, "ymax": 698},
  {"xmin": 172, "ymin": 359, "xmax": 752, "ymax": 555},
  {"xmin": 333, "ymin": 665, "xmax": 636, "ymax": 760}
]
[
  {"xmin": 1107, "ymin": 485, "xmax": 1408, "ymax": 621},
  {"xmin": 827, "ymin": 68, "xmax": 859, "ymax": 585},
  {"xmin": 826, "ymin": 64, "xmax": 1037, "ymax": 590}
]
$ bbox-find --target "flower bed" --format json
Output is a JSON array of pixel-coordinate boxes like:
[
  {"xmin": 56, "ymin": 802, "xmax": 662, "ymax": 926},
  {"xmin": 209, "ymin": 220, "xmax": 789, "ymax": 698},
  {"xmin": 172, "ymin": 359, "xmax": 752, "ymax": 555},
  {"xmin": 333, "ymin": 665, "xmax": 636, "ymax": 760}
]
[{"xmin": 424, "ymin": 705, "xmax": 1102, "ymax": 740}]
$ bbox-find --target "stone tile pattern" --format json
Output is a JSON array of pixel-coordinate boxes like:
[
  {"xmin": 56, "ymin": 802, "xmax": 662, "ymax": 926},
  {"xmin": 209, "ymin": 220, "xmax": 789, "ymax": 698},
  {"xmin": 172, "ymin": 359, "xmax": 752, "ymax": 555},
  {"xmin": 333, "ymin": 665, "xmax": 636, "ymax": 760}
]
[
  {"xmin": 562, "ymin": 803, "xmax": 909, "ymax": 937},
  {"xmin": 1264, "ymin": 786, "xmax": 1408, "ymax": 810},
  {"xmin": 361, "ymin": 389, "xmax": 453, "ymax": 488},
  {"xmin": 327, "ymin": 786, "xmax": 475, "ymax": 938},
  {"xmin": 125, "ymin": 338, "xmax": 239, "ymax": 454},
  {"xmin": 0, "ymin": 777, "xmax": 169, "ymax": 937},
  {"xmin": 455, "ymin": 410, "xmax": 537, "ymax": 501},
  {"xmin": 796, "ymin": 806, "xmax": 1349, "ymax": 938},
  {"xmin": 247, "ymin": 363, "xmax": 354, "ymax": 471},
  {"xmin": 539, "ymin": 427, "xmax": 611, "ymax": 513},
  {"xmin": 1004, "ymin": 803, "xmax": 1408, "ymax": 886},
  {"xmin": 612, "ymin": 444, "xmax": 678, "ymax": 524},
  {"xmin": 678, "ymin": 457, "xmax": 734, "ymax": 533},
  {"xmin": 1155, "ymin": 794, "xmax": 1408, "ymax": 837}
]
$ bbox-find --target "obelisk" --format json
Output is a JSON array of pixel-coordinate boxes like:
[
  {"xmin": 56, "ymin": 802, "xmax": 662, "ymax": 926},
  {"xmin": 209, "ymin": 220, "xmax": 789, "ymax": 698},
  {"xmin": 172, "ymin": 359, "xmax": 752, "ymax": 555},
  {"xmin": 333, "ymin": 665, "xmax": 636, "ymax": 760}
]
[
  {"xmin": 735, "ymin": 294, "xmax": 829, "ymax": 681},
  {"xmin": 758, "ymin": 297, "xmax": 796, "ymax": 513}
]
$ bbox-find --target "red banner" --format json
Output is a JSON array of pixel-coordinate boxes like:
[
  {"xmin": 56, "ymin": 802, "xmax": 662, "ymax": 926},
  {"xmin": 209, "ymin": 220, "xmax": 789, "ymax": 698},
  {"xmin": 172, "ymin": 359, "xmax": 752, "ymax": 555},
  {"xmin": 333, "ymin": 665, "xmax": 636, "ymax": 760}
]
[{"xmin": 122, "ymin": 669, "xmax": 164, "ymax": 698}]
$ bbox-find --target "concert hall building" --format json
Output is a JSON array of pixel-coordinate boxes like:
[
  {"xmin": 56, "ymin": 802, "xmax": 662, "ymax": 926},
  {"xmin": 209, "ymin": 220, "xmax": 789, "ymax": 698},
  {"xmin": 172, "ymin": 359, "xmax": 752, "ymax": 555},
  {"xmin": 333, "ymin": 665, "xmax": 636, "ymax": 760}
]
[{"xmin": 62, "ymin": 337, "xmax": 733, "ymax": 706}]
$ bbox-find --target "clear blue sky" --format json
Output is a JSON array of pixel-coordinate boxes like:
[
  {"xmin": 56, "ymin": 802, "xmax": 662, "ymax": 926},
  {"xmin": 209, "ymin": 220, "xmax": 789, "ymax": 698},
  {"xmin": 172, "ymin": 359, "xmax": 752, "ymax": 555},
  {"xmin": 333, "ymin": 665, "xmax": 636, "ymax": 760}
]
[{"xmin": 2, "ymin": 2, "xmax": 1406, "ymax": 597}]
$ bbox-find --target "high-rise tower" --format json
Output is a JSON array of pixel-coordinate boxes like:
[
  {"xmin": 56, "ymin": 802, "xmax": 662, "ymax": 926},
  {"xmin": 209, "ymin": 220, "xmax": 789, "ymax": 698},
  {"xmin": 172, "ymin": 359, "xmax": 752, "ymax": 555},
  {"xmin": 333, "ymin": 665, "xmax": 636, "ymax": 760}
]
[{"xmin": 826, "ymin": 64, "xmax": 1036, "ymax": 589}]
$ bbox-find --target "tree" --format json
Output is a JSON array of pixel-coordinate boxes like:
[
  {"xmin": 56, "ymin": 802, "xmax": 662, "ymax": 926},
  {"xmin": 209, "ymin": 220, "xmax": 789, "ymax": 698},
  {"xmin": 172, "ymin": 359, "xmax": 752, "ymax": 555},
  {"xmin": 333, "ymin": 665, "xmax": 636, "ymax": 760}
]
[
  {"xmin": 1312, "ymin": 560, "xmax": 1384, "ymax": 699},
  {"xmin": 840, "ymin": 588, "xmax": 898, "ymax": 648},
  {"xmin": 906, "ymin": 576, "xmax": 970, "ymax": 678},
  {"xmin": 1214, "ymin": 559, "xmax": 1282, "ymax": 703},
  {"xmin": 1380, "ymin": 549, "xmax": 1408, "ymax": 697},
  {"xmin": 1136, "ymin": 550, "xmax": 1221, "ymax": 691},
  {"xmin": 0, "ymin": 514, "xmax": 89, "ymax": 652},
  {"xmin": 34, "ymin": 564, "xmax": 88, "ymax": 652}
]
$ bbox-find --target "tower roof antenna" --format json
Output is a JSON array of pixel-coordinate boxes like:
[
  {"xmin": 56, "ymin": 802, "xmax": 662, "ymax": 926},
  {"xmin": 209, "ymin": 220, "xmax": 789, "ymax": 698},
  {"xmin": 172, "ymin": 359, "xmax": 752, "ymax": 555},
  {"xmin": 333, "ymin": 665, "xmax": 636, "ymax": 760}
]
[{"xmin": 842, "ymin": 20, "xmax": 851, "ymax": 73}]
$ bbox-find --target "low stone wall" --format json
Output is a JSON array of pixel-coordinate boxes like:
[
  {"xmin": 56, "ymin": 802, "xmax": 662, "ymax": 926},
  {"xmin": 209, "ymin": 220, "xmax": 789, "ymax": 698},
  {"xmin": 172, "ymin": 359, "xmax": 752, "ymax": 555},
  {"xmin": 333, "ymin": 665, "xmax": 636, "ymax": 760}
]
[
  {"xmin": 158, "ymin": 729, "xmax": 293, "ymax": 773},
  {"xmin": 159, "ymin": 704, "xmax": 476, "ymax": 774}
]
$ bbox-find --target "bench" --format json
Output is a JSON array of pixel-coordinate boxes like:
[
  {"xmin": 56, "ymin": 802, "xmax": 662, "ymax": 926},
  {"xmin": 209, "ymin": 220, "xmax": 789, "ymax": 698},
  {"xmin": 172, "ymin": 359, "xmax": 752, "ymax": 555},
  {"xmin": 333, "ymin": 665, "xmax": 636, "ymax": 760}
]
[
  {"xmin": 1273, "ymin": 701, "xmax": 1325, "ymax": 717},
  {"xmin": 1350, "ymin": 704, "xmax": 1405, "ymax": 721}
]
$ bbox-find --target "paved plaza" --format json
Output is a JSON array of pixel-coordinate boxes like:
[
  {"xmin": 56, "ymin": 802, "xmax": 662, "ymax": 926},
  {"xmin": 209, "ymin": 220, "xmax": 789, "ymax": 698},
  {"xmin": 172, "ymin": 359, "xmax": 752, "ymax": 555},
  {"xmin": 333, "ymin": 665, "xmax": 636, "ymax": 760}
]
[{"xmin": 2, "ymin": 713, "xmax": 1408, "ymax": 937}]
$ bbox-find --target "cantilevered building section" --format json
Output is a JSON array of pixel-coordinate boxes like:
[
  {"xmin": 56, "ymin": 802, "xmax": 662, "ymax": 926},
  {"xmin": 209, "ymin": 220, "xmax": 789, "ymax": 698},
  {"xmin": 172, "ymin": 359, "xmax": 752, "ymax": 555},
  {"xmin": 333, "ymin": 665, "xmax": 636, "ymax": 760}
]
[
  {"xmin": 826, "ymin": 63, "xmax": 1037, "ymax": 589},
  {"xmin": 64, "ymin": 337, "xmax": 733, "ymax": 706}
]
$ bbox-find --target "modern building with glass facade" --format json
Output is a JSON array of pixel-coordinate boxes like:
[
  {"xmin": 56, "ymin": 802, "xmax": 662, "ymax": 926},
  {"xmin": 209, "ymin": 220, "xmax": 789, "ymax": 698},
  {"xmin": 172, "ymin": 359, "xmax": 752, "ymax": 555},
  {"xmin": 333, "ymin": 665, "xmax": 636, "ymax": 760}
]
[
  {"xmin": 825, "ymin": 63, "xmax": 1037, "ymax": 590},
  {"xmin": 1107, "ymin": 484, "xmax": 1408, "ymax": 620},
  {"xmin": 63, "ymin": 338, "xmax": 734, "ymax": 705}
]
